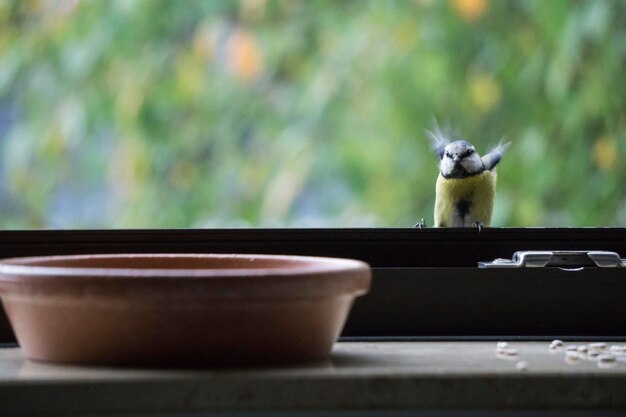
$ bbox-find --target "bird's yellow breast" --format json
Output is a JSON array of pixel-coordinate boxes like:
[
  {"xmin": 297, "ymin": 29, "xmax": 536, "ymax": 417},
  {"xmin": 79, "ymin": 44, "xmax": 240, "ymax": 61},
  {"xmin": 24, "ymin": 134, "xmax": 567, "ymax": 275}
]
[{"xmin": 434, "ymin": 171, "xmax": 497, "ymax": 227}]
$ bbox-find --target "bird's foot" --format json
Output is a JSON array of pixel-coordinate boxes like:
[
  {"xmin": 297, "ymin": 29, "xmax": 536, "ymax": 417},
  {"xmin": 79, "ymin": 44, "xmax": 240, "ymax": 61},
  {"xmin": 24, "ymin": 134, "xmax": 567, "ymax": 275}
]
[
  {"xmin": 473, "ymin": 221, "xmax": 484, "ymax": 233},
  {"xmin": 414, "ymin": 218, "xmax": 427, "ymax": 229}
]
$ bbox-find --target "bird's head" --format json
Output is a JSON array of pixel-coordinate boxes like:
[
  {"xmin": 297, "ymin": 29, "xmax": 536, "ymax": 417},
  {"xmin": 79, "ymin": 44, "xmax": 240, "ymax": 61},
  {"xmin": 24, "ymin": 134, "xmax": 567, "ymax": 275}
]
[
  {"xmin": 439, "ymin": 140, "xmax": 485, "ymax": 179},
  {"xmin": 427, "ymin": 124, "xmax": 509, "ymax": 179}
]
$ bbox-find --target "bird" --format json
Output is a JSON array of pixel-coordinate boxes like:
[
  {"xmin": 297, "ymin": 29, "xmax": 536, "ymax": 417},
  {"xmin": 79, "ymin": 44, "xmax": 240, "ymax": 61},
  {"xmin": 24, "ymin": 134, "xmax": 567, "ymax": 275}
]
[{"xmin": 428, "ymin": 127, "xmax": 509, "ymax": 228}]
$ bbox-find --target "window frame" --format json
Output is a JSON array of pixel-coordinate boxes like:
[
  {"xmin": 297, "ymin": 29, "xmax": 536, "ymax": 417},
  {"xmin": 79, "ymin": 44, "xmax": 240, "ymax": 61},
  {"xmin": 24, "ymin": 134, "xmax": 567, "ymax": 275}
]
[{"xmin": 1, "ymin": 227, "xmax": 626, "ymax": 343}]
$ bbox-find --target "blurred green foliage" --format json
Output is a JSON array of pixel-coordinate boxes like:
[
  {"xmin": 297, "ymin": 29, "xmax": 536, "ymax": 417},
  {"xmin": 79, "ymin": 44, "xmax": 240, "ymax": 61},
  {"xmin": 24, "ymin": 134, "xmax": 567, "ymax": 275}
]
[{"xmin": 0, "ymin": 0, "xmax": 625, "ymax": 228}]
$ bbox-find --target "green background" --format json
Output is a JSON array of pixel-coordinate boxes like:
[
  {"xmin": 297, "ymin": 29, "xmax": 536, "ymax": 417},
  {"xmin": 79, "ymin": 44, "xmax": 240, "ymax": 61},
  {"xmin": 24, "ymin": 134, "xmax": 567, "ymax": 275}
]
[{"xmin": 1, "ymin": 0, "xmax": 625, "ymax": 228}]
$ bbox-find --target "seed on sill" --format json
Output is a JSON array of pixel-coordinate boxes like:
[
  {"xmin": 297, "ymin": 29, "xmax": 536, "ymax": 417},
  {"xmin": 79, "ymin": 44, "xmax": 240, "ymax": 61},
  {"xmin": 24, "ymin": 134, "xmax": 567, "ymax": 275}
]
[
  {"xmin": 598, "ymin": 362, "xmax": 615, "ymax": 369},
  {"xmin": 610, "ymin": 345, "xmax": 625, "ymax": 354},
  {"xmin": 598, "ymin": 361, "xmax": 617, "ymax": 369},
  {"xmin": 588, "ymin": 342, "xmax": 607, "ymax": 351},
  {"xmin": 495, "ymin": 342, "xmax": 513, "ymax": 355},
  {"xmin": 516, "ymin": 361, "xmax": 528, "ymax": 371},
  {"xmin": 575, "ymin": 352, "xmax": 588, "ymax": 360},
  {"xmin": 599, "ymin": 353, "xmax": 616, "ymax": 363},
  {"xmin": 566, "ymin": 345, "xmax": 578, "ymax": 352},
  {"xmin": 565, "ymin": 351, "xmax": 579, "ymax": 364},
  {"xmin": 588, "ymin": 350, "xmax": 600, "ymax": 357},
  {"xmin": 577, "ymin": 345, "xmax": 588, "ymax": 353},
  {"xmin": 549, "ymin": 339, "xmax": 564, "ymax": 349},
  {"xmin": 496, "ymin": 348, "xmax": 518, "ymax": 359}
]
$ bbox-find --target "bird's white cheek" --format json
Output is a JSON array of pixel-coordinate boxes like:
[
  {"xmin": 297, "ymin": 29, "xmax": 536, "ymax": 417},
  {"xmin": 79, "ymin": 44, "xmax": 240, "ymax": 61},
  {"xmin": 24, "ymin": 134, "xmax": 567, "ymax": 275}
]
[
  {"xmin": 461, "ymin": 157, "xmax": 481, "ymax": 173},
  {"xmin": 440, "ymin": 158, "xmax": 455, "ymax": 174}
]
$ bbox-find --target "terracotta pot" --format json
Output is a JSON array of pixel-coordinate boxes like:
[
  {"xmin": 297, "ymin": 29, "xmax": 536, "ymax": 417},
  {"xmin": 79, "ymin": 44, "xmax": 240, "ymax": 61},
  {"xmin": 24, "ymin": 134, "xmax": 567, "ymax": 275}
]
[{"xmin": 0, "ymin": 253, "xmax": 371, "ymax": 367}]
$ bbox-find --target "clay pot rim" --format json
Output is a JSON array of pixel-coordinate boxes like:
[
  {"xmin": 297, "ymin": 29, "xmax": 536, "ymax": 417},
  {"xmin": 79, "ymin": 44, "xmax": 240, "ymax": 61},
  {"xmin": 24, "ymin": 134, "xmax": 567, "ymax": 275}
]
[
  {"xmin": 0, "ymin": 253, "xmax": 368, "ymax": 279},
  {"xmin": 0, "ymin": 254, "xmax": 371, "ymax": 300}
]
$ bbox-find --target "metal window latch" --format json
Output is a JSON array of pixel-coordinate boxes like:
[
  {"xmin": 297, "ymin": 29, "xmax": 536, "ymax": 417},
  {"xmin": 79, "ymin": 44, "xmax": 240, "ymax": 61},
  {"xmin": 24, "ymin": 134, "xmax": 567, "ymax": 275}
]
[{"xmin": 478, "ymin": 250, "xmax": 626, "ymax": 269}]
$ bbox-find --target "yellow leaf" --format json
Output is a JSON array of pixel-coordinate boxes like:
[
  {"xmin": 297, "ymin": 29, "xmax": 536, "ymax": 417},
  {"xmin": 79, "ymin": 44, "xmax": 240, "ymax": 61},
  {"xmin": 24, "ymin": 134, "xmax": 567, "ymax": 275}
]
[
  {"xmin": 226, "ymin": 27, "xmax": 264, "ymax": 82},
  {"xmin": 469, "ymin": 72, "xmax": 501, "ymax": 114},
  {"xmin": 239, "ymin": 0, "xmax": 267, "ymax": 22},
  {"xmin": 452, "ymin": 0, "xmax": 488, "ymax": 22},
  {"xmin": 176, "ymin": 52, "xmax": 205, "ymax": 101},
  {"xmin": 192, "ymin": 22, "xmax": 216, "ymax": 60},
  {"xmin": 593, "ymin": 135, "xmax": 618, "ymax": 172}
]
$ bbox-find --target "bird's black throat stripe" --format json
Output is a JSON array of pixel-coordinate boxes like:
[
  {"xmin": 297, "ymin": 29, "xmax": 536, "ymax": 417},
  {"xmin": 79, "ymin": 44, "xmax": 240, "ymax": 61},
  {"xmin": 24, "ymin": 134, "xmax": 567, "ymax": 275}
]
[{"xmin": 457, "ymin": 199, "xmax": 471, "ymax": 223}]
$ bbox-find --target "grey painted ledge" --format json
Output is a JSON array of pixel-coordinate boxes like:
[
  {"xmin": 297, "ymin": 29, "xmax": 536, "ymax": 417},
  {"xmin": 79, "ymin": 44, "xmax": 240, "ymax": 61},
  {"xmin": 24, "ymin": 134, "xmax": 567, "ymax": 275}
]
[{"xmin": 1, "ymin": 341, "xmax": 626, "ymax": 416}]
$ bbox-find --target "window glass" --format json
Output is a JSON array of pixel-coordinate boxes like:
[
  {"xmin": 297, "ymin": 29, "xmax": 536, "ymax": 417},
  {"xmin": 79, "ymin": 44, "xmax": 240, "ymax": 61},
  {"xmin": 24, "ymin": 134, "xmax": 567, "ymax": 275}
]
[{"xmin": 0, "ymin": 0, "xmax": 624, "ymax": 228}]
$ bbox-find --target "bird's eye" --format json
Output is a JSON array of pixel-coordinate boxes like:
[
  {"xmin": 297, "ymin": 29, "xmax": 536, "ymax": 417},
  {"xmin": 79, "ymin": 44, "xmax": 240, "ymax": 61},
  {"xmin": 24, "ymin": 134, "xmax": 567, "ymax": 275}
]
[
  {"xmin": 463, "ymin": 149, "xmax": 475, "ymax": 157},
  {"xmin": 445, "ymin": 151, "xmax": 452, "ymax": 158}
]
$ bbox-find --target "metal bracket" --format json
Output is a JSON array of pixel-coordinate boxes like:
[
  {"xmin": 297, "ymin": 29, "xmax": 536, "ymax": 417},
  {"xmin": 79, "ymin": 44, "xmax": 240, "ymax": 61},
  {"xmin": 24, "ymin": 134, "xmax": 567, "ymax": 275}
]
[{"xmin": 478, "ymin": 250, "xmax": 626, "ymax": 269}]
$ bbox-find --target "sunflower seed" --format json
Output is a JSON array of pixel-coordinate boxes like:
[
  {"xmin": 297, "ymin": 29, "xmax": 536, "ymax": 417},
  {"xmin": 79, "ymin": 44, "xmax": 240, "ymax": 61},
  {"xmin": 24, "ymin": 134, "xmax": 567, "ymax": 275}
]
[
  {"xmin": 565, "ymin": 352, "xmax": 579, "ymax": 364},
  {"xmin": 496, "ymin": 347, "xmax": 518, "ymax": 358},
  {"xmin": 589, "ymin": 342, "xmax": 607, "ymax": 351},
  {"xmin": 516, "ymin": 361, "xmax": 528, "ymax": 371},
  {"xmin": 588, "ymin": 350, "xmax": 600, "ymax": 358},
  {"xmin": 599, "ymin": 353, "xmax": 616, "ymax": 363},
  {"xmin": 598, "ymin": 360, "xmax": 617, "ymax": 369},
  {"xmin": 549, "ymin": 339, "xmax": 564, "ymax": 349}
]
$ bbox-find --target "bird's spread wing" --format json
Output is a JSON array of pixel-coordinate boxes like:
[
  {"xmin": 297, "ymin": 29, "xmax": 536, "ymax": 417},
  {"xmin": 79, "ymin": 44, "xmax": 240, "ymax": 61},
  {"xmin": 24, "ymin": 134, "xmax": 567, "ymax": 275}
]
[{"xmin": 481, "ymin": 141, "xmax": 511, "ymax": 171}]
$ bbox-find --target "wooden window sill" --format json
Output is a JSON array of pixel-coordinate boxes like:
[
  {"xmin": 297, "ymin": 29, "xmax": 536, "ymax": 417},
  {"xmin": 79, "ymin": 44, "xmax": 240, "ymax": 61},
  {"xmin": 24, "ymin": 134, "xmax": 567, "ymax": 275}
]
[{"xmin": 2, "ymin": 341, "xmax": 626, "ymax": 415}]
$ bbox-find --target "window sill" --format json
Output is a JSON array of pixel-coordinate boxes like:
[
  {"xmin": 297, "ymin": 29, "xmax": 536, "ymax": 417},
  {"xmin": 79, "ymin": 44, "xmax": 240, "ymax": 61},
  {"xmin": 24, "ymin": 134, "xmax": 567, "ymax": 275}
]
[{"xmin": 2, "ymin": 341, "xmax": 626, "ymax": 415}]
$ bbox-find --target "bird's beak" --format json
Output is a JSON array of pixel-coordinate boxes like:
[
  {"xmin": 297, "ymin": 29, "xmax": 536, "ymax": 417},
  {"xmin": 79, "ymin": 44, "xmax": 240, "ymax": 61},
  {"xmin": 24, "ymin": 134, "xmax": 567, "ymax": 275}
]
[{"xmin": 453, "ymin": 155, "xmax": 461, "ymax": 163}]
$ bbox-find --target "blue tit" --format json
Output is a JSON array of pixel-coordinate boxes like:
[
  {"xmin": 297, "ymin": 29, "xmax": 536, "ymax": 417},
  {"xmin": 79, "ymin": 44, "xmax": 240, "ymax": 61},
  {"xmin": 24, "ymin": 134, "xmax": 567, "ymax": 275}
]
[{"xmin": 428, "ymin": 128, "xmax": 509, "ymax": 228}]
